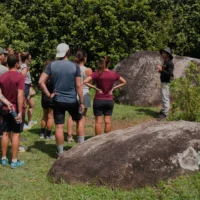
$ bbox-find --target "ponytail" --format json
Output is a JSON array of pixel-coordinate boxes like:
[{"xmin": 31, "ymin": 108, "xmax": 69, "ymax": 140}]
[
  {"xmin": 98, "ymin": 56, "xmax": 110, "ymax": 75},
  {"xmin": 74, "ymin": 50, "xmax": 87, "ymax": 64}
]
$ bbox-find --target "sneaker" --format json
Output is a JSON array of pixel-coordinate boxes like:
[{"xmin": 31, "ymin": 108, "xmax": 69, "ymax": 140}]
[
  {"xmin": 11, "ymin": 160, "xmax": 24, "ymax": 169},
  {"xmin": 40, "ymin": 134, "xmax": 45, "ymax": 139},
  {"xmin": 28, "ymin": 121, "xmax": 37, "ymax": 126},
  {"xmin": 157, "ymin": 113, "xmax": 167, "ymax": 121},
  {"xmin": 1, "ymin": 158, "xmax": 8, "ymax": 166},
  {"xmin": 18, "ymin": 146, "xmax": 28, "ymax": 152},
  {"xmin": 67, "ymin": 136, "xmax": 74, "ymax": 143},
  {"xmin": 56, "ymin": 152, "xmax": 64, "ymax": 158},
  {"xmin": 45, "ymin": 135, "xmax": 55, "ymax": 140},
  {"xmin": 23, "ymin": 124, "xmax": 31, "ymax": 131}
]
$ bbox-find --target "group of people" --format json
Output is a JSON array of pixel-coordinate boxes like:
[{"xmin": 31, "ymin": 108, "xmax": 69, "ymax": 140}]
[{"xmin": 0, "ymin": 43, "xmax": 174, "ymax": 168}]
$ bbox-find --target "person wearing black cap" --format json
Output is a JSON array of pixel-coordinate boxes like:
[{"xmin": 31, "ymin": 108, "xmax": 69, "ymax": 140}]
[{"xmin": 156, "ymin": 47, "xmax": 174, "ymax": 121}]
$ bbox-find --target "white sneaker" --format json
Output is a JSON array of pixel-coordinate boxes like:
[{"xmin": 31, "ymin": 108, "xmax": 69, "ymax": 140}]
[
  {"xmin": 23, "ymin": 124, "xmax": 31, "ymax": 131},
  {"xmin": 28, "ymin": 121, "xmax": 37, "ymax": 126},
  {"xmin": 40, "ymin": 134, "xmax": 44, "ymax": 139},
  {"xmin": 18, "ymin": 146, "xmax": 28, "ymax": 152},
  {"xmin": 45, "ymin": 135, "xmax": 55, "ymax": 140}
]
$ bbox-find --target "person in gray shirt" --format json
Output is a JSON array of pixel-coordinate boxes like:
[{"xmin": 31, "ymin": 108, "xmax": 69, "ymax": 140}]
[
  {"xmin": 39, "ymin": 43, "xmax": 84, "ymax": 156},
  {"xmin": 0, "ymin": 47, "xmax": 8, "ymax": 76}
]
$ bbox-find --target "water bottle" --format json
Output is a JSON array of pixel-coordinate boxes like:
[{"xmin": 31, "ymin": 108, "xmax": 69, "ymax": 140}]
[
  {"xmin": 79, "ymin": 106, "xmax": 82, "ymax": 114},
  {"xmin": 11, "ymin": 109, "xmax": 20, "ymax": 124}
]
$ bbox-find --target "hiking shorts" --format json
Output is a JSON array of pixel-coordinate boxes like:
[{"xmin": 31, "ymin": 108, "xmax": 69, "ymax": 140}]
[
  {"xmin": 1, "ymin": 110, "xmax": 23, "ymax": 133},
  {"xmin": 53, "ymin": 101, "xmax": 82, "ymax": 124},
  {"xmin": 93, "ymin": 100, "xmax": 114, "ymax": 117}
]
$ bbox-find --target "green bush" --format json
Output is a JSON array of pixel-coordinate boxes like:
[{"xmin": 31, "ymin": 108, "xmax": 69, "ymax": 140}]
[
  {"xmin": 1, "ymin": 0, "xmax": 200, "ymax": 82},
  {"xmin": 169, "ymin": 62, "xmax": 200, "ymax": 121}
]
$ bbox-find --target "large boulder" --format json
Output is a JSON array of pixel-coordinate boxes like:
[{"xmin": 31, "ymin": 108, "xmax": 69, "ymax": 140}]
[
  {"xmin": 48, "ymin": 121, "xmax": 200, "ymax": 190},
  {"xmin": 114, "ymin": 51, "xmax": 200, "ymax": 106}
]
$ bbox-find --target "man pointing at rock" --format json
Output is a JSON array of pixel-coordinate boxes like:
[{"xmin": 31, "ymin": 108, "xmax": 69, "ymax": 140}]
[{"xmin": 156, "ymin": 47, "xmax": 174, "ymax": 121}]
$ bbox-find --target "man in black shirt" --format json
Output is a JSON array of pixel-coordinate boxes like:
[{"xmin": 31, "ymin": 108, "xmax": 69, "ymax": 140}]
[{"xmin": 156, "ymin": 48, "xmax": 174, "ymax": 120}]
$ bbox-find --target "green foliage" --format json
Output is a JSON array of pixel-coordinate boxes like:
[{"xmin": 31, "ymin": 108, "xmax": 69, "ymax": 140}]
[
  {"xmin": 1, "ymin": 0, "xmax": 200, "ymax": 81},
  {"xmin": 169, "ymin": 62, "xmax": 200, "ymax": 121}
]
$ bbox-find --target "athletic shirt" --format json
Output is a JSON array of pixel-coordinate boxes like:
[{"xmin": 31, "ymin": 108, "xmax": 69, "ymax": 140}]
[
  {"xmin": 91, "ymin": 70, "xmax": 120, "ymax": 100},
  {"xmin": 80, "ymin": 66, "xmax": 89, "ymax": 95},
  {"xmin": 44, "ymin": 60, "xmax": 81, "ymax": 103},
  {"xmin": 20, "ymin": 63, "xmax": 32, "ymax": 84}
]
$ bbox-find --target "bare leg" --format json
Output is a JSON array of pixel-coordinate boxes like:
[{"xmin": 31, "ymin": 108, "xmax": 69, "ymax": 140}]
[
  {"xmin": 104, "ymin": 116, "xmax": 112, "ymax": 133},
  {"xmin": 41, "ymin": 109, "xmax": 48, "ymax": 129},
  {"xmin": 82, "ymin": 108, "xmax": 87, "ymax": 127},
  {"xmin": 47, "ymin": 108, "xmax": 54, "ymax": 131},
  {"xmin": 1, "ymin": 132, "xmax": 10, "ymax": 157},
  {"xmin": 67, "ymin": 115, "xmax": 74, "ymax": 138},
  {"xmin": 76, "ymin": 119, "xmax": 84, "ymax": 136},
  {"xmin": 55, "ymin": 124, "xmax": 64, "ymax": 145},
  {"xmin": 27, "ymin": 97, "xmax": 35, "ymax": 123},
  {"xmin": 11, "ymin": 133, "xmax": 20, "ymax": 160},
  {"xmin": 95, "ymin": 116, "xmax": 102, "ymax": 135}
]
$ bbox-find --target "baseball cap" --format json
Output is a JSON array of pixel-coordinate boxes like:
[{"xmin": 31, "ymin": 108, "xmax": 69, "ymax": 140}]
[
  {"xmin": 0, "ymin": 47, "xmax": 8, "ymax": 55},
  {"xmin": 56, "ymin": 43, "xmax": 69, "ymax": 58}
]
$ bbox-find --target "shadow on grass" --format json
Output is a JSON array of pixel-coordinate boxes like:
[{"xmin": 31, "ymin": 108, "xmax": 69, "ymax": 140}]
[
  {"xmin": 28, "ymin": 128, "xmax": 41, "ymax": 135},
  {"xmin": 29, "ymin": 141, "xmax": 73, "ymax": 158},
  {"xmin": 135, "ymin": 108, "xmax": 158, "ymax": 118}
]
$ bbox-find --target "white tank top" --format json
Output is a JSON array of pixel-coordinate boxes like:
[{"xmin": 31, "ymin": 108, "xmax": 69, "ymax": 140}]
[{"xmin": 80, "ymin": 66, "xmax": 89, "ymax": 95}]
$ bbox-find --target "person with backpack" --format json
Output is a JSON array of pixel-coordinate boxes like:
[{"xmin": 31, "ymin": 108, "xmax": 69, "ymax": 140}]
[{"xmin": 84, "ymin": 56, "xmax": 126, "ymax": 135}]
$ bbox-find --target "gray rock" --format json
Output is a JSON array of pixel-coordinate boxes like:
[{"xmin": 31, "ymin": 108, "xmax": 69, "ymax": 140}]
[
  {"xmin": 48, "ymin": 121, "xmax": 200, "ymax": 189},
  {"xmin": 114, "ymin": 51, "xmax": 200, "ymax": 106}
]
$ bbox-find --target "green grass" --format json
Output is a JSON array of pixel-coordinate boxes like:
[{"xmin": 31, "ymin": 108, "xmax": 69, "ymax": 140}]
[{"xmin": 0, "ymin": 95, "xmax": 200, "ymax": 200}]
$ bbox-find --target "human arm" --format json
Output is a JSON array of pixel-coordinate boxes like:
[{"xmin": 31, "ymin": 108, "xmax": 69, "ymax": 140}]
[
  {"xmin": 110, "ymin": 76, "xmax": 127, "ymax": 94},
  {"xmin": 85, "ymin": 68, "xmax": 93, "ymax": 85},
  {"xmin": 84, "ymin": 76, "xmax": 103, "ymax": 93},
  {"xmin": 0, "ymin": 89, "xmax": 13, "ymax": 110},
  {"xmin": 16, "ymin": 89, "xmax": 24, "ymax": 122},
  {"xmin": 76, "ymin": 77, "xmax": 84, "ymax": 111},
  {"xmin": 38, "ymin": 73, "xmax": 52, "ymax": 98},
  {"xmin": 38, "ymin": 63, "xmax": 55, "ymax": 98},
  {"xmin": 21, "ymin": 67, "xmax": 28, "ymax": 77},
  {"xmin": 157, "ymin": 63, "xmax": 174, "ymax": 77}
]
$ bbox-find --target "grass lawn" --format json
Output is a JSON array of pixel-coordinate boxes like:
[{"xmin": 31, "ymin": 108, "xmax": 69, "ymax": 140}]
[{"xmin": 0, "ymin": 95, "xmax": 200, "ymax": 200}]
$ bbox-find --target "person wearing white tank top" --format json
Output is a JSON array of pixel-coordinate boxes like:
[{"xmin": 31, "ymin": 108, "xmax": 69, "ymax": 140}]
[{"xmin": 67, "ymin": 50, "xmax": 92, "ymax": 143}]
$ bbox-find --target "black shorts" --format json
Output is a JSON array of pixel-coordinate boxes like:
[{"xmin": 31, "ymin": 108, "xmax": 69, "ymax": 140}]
[
  {"xmin": 93, "ymin": 100, "xmax": 114, "ymax": 117},
  {"xmin": 1, "ymin": 110, "xmax": 23, "ymax": 133},
  {"xmin": 25, "ymin": 84, "xmax": 31, "ymax": 99},
  {"xmin": 41, "ymin": 97, "xmax": 54, "ymax": 109},
  {"xmin": 0, "ymin": 102, "xmax": 2, "ymax": 115},
  {"xmin": 53, "ymin": 101, "xmax": 82, "ymax": 124}
]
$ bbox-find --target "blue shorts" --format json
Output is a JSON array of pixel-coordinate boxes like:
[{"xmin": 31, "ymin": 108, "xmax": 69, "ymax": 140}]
[{"xmin": 25, "ymin": 84, "xmax": 31, "ymax": 99}]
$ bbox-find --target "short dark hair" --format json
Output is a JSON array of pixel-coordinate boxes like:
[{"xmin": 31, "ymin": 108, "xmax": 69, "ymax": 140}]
[{"xmin": 7, "ymin": 54, "xmax": 19, "ymax": 68}]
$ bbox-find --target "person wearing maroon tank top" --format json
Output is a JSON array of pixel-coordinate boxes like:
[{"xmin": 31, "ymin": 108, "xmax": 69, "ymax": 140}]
[{"xmin": 84, "ymin": 56, "xmax": 126, "ymax": 135}]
